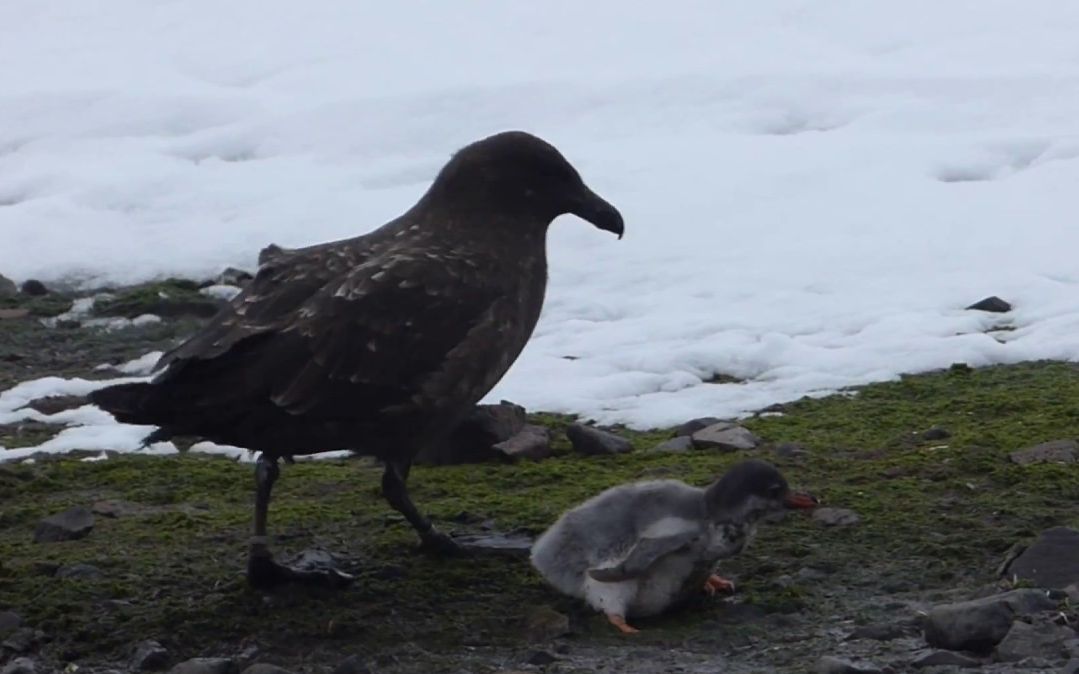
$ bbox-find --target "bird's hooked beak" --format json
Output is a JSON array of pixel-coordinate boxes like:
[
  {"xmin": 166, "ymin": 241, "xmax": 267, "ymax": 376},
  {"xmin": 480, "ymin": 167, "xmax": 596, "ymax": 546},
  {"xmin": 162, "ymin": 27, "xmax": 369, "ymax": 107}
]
[
  {"xmin": 569, "ymin": 185, "xmax": 624, "ymax": 239},
  {"xmin": 783, "ymin": 492, "xmax": 819, "ymax": 510}
]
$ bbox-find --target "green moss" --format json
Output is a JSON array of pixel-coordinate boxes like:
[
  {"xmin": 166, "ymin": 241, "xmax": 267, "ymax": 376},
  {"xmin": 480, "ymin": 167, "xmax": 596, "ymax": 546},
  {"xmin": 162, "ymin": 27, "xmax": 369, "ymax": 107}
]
[
  {"xmin": 93, "ymin": 279, "xmax": 221, "ymax": 318},
  {"xmin": 2, "ymin": 361, "xmax": 1078, "ymax": 668}
]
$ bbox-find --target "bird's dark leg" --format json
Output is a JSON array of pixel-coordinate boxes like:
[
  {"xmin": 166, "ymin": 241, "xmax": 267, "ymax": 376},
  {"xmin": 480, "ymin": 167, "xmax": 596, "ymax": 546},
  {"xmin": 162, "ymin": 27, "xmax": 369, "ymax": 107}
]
[
  {"xmin": 381, "ymin": 460, "xmax": 463, "ymax": 556},
  {"xmin": 246, "ymin": 453, "xmax": 354, "ymax": 589}
]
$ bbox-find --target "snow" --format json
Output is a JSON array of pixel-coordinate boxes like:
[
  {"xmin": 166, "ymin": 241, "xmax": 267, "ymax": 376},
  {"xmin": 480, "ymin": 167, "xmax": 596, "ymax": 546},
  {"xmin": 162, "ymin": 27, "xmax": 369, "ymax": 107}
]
[{"xmin": 4, "ymin": 2, "xmax": 1079, "ymax": 454}]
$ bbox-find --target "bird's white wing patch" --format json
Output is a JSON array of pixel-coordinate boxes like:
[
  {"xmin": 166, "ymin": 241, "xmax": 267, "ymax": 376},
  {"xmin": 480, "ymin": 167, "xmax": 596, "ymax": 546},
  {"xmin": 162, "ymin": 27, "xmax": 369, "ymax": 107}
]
[{"xmin": 642, "ymin": 517, "xmax": 699, "ymax": 538}]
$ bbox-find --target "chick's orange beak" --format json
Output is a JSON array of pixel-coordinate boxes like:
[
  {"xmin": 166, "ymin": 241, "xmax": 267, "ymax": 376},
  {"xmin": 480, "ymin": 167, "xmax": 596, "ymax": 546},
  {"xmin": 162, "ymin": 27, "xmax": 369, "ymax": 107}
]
[{"xmin": 784, "ymin": 492, "xmax": 819, "ymax": 510}]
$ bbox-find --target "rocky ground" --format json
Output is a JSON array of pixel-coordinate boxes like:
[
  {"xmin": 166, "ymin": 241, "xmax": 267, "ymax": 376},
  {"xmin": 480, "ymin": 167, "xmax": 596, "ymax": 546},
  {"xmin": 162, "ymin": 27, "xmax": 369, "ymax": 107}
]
[{"xmin": 2, "ymin": 276, "xmax": 1079, "ymax": 674}]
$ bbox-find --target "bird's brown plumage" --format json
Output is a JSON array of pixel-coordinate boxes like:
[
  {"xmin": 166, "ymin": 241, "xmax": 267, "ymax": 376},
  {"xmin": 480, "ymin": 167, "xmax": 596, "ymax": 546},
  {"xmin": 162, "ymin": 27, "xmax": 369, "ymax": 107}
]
[{"xmin": 89, "ymin": 130, "xmax": 624, "ymax": 585}]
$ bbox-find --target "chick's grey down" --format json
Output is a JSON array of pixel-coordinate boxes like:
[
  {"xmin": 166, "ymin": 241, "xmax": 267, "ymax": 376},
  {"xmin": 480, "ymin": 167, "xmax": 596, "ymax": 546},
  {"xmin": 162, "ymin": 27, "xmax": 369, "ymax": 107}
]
[{"xmin": 89, "ymin": 130, "xmax": 624, "ymax": 588}]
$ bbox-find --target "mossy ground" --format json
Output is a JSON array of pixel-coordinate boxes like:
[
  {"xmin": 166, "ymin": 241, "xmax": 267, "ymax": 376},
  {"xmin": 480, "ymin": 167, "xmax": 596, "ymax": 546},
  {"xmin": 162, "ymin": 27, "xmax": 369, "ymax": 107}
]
[{"xmin": 2, "ymin": 359, "xmax": 1078, "ymax": 672}]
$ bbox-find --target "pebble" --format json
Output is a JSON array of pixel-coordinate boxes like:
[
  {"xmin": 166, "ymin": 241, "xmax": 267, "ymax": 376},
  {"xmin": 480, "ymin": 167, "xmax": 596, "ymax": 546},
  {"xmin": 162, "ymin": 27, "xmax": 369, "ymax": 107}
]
[
  {"xmin": 19, "ymin": 280, "xmax": 48, "ymax": 296},
  {"xmin": 815, "ymin": 655, "xmax": 882, "ymax": 674},
  {"xmin": 813, "ymin": 507, "xmax": 861, "ymax": 527},
  {"xmin": 494, "ymin": 424, "xmax": 552, "ymax": 460},
  {"xmin": 167, "ymin": 658, "xmax": 237, "ymax": 674},
  {"xmin": 0, "ymin": 610, "xmax": 22, "ymax": 636},
  {"xmin": 131, "ymin": 639, "xmax": 170, "ymax": 671},
  {"xmin": 330, "ymin": 655, "xmax": 371, "ymax": 674},
  {"xmin": 524, "ymin": 605, "xmax": 570, "ymax": 642},
  {"xmin": 566, "ymin": 423, "xmax": 633, "ymax": 455},
  {"xmin": 690, "ymin": 422, "xmax": 760, "ymax": 451},
  {"xmin": 909, "ymin": 650, "xmax": 981, "ymax": 668},
  {"xmin": 33, "ymin": 506, "xmax": 95, "ymax": 543},
  {"xmin": 55, "ymin": 563, "xmax": 103, "ymax": 580},
  {"xmin": 965, "ymin": 296, "xmax": 1012, "ymax": 312},
  {"xmin": 0, "ymin": 658, "xmax": 36, "ymax": 674},
  {"xmin": 673, "ymin": 417, "xmax": 722, "ymax": 436},
  {"xmin": 995, "ymin": 619, "xmax": 1077, "ymax": 662},
  {"xmin": 240, "ymin": 666, "xmax": 295, "ymax": 674},
  {"xmin": 651, "ymin": 436, "xmax": 693, "ymax": 453},
  {"xmin": 1009, "ymin": 439, "xmax": 1078, "ymax": 465},
  {"xmin": 1006, "ymin": 526, "xmax": 1079, "ymax": 588},
  {"xmin": 923, "ymin": 588, "xmax": 1056, "ymax": 652}
]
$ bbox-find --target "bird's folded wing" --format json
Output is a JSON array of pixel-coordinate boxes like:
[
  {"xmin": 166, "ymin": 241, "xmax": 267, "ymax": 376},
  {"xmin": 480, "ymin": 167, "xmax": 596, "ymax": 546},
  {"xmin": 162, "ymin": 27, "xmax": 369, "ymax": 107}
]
[
  {"xmin": 587, "ymin": 530, "xmax": 700, "ymax": 583},
  {"xmin": 152, "ymin": 249, "xmax": 506, "ymax": 422}
]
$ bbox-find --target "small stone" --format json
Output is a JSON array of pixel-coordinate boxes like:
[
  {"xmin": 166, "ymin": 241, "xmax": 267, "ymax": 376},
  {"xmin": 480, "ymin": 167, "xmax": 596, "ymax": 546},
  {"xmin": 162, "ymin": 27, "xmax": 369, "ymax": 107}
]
[
  {"xmin": 168, "ymin": 658, "xmax": 236, "ymax": 674},
  {"xmin": 909, "ymin": 650, "xmax": 981, "ymax": 668},
  {"xmin": 33, "ymin": 506, "xmax": 94, "ymax": 543},
  {"xmin": 428, "ymin": 401, "xmax": 526, "ymax": 464},
  {"xmin": 1006, "ymin": 527, "xmax": 1079, "ymax": 589},
  {"xmin": 774, "ymin": 442, "xmax": 810, "ymax": 458},
  {"xmin": 995, "ymin": 619, "xmax": 1076, "ymax": 662},
  {"xmin": 814, "ymin": 655, "xmax": 881, "ymax": 674},
  {"xmin": 651, "ymin": 436, "xmax": 693, "ymax": 453},
  {"xmin": 19, "ymin": 280, "xmax": 48, "ymax": 296},
  {"xmin": 848, "ymin": 622, "xmax": 907, "ymax": 642},
  {"xmin": 920, "ymin": 426, "xmax": 950, "ymax": 441},
  {"xmin": 965, "ymin": 296, "xmax": 1012, "ymax": 313},
  {"xmin": 1010, "ymin": 439, "xmax": 1078, "ymax": 465},
  {"xmin": 566, "ymin": 423, "xmax": 633, "ymax": 455},
  {"xmin": 690, "ymin": 422, "xmax": 760, "ymax": 452},
  {"xmin": 494, "ymin": 425, "xmax": 552, "ymax": 461},
  {"xmin": 813, "ymin": 507, "xmax": 861, "ymax": 527},
  {"xmin": 0, "ymin": 274, "xmax": 17, "ymax": 298},
  {"xmin": 217, "ymin": 268, "xmax": 253, "ymax": 286},
  {"xmin": 2, "ymin": 627, "xmax": 40, "ymax": 653},
  {"xmin": 258, "ymin": 244, "xmax": 286, "ymax": 266},
  {"xmin": 1065, "ymin": 658, "xmax": 1079, "ymax": 674},
  {"xmin": 524, "ymin": 605, "xmax": 570, "ymax": 642},
  {"xmin": 673, "ymin": 417, "xmax": 723, "ymax": 437},
  {"xmin": 240, "ymin": 666, "xmax": 295, "ymax": 674},
  {"xmin": 131, "ymin": 640, "xmax": 170, "ymax": 671},
  {"xmin": 55, "ymin": 563, "xmax": 103, "ymax": 580},
  {"xmin": 0, "ymin": 610, "xmax": 22, "ymax": 636},
  {"xmin": 330, "ymin": 655, "xmax": 371, "ymax": 674},
  {"xmin": 525, "ymin": 650, "xmax": 558, "ymax": 666},
  {"xmin": 0, "ymin": 308, "xmax": 29, "ymax": 320},
  {"xmin": 923, "ymin": 588, "xmax": 1056, "ymax": 652},
  {"xmin": 0, "ymin": 658, "xmax": 36, "ymax": 674}
]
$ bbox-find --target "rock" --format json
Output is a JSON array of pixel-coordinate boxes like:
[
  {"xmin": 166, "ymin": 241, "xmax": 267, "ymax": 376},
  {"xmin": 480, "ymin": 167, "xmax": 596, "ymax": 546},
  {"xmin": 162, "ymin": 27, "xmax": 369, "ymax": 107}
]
[
  {"xmin": 814, "ymin": 655, "xmax": 881, "ymax": 674},
  {"xmin": 131, "ymin": 640, "xmax": 170, "ymax": 671},
  {"xmin": 494, "ymin": 425, "xmax": 552, "ymax": 460},
  {"xmin": 923, "ymin": 588, "xmax": 1056, "ymax": 652},
  {"xmin": 0, "ymin": 274, "xmax": 16, "ymax": 298},
  {"xmin": 330, "ymin": 655, "xmax": 371, "ymax": 674},
  {"xmin": 0, "ymin": 308, "xmax": 30, "ymax": 320},
  {"xmin": 848, "ymin": 622, "xmax": 908, "ymax": 642},
  {"xmin": 690, "ymin": 422, "xmax": 760, "ymax": 452},
  {"xmin": 995, "ymin": 619, "xmax": 1077, "ymax": 662},
  {"xmin": 966, "ymin": 296, "xmax": 1011, "ymax": 312},
  {"xmin": 673, "ymin": 417, "xmax": 723, "ymax": 436},
  {"xmin": 2, "ymin": 627, "xmax": 41, "ymax": 653},
  {"xmin": 920, "ymin": 426, "xmax": 951, "ymax": 441},
  {"xmin": 0, "ymin": 610, "xmax": 22, "ymax": 636},
  {"xmin": 217, "ymin": 268, "xmax": 253, "ymax": 286},
  {"xmin": 1010, "ymin": 439, "xmax": 1078, "ymax": 465},
  {"xmin": 258, "ymin": 244, "xmax": 286, "ymax": 266},
  {"xmin": 1065, "ymin": 658, "xmax": 1079, "ymax": 674},
  {"xmin": 651, "ymin": 436, "xmax": 693, "ymax": 453},
  {"xmin": 19, "ymin": 280, "xmax": 48, "ymax": 296},
  {"xmin": 33, "ymin": 506, "xmax": 94, "ymax": 542},
  {"xmin": 813, "ymin": 507, "xmax": 861, "ymax": 527},
  {"xmin": 240, "ymin": 666, "xmax": 295, "ymax": 674},
  {"xmin": 524, "ymin": 605, "xmax": 570, "ymax": 642},
  {"xmin": 424, "ymin": 401, "xmax": 526, "ymax": 464},
  {"xmin": 525, "ymin": 650, "xmax": 558, "ymax": 666},
  {"xmin": 909, "ymin": 650, "xmax": 981, "ymax": 668},
  {"xmin": 1006, "ymin": 527, "xmax": 1079, "ymax": 589},
  {"xmin": 168, "ymin": 658, "xmax": 236, "ymax": 674},
  {"xmin": 55, "ymin": 563, "xmax": 103, "ymax": 579},
  {"xmin": 24, "ymin": 395, "xmax": 86, "ymax": 416},
  {"xmin": 0, "ymin": 658, "xmax": 36, "ymax": 674},
  {"xmin": 566, "ymin": 423, "xmax": 633, "ymax": 455},
  {"xmin": 774, "ymin": 442, "xmax": 810, "ymax": 458}
]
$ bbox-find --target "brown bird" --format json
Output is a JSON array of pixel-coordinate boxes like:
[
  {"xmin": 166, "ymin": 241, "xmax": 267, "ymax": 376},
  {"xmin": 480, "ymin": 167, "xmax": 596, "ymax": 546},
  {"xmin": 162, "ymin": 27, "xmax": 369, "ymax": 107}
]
[{"xmin": 89, "ymin": 131, "xmax": 624, "ymax": 588}]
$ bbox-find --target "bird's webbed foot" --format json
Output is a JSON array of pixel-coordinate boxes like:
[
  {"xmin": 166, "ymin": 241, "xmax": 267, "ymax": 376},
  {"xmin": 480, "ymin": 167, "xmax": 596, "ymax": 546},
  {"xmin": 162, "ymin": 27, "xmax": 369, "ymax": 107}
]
[
  {"xmin": 704, "ymin": 573, "xmax": 736, "ymax": 595},
  {"xmin": 418, "ymin": 527, "xmax": 467, "ymax": 557},
  {"xmin": 246, "ymin": 544, "xmax": 355, "ymax": 589}
]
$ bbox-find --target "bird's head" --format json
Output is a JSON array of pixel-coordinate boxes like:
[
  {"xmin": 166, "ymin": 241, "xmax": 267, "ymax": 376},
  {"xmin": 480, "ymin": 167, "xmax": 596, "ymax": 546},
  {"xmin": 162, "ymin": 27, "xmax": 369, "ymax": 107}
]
[
  {"xmin": 704, "ymin": 459, "xmax": 818, "ymax": 525},
  {"xmin": 427, "ymin": 130, "xmax": 624, "ymax": 238}
]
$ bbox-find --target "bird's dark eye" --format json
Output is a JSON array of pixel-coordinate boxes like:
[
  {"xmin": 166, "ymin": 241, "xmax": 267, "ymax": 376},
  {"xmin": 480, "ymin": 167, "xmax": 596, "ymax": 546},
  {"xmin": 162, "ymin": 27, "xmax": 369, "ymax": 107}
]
[{"xmin": 768, "ymin": 483, "xmax": 783, "ymax": 497}]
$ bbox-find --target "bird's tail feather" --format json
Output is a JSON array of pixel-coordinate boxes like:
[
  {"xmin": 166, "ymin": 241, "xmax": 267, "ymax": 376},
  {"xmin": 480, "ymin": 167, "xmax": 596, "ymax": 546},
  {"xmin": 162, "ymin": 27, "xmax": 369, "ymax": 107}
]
[{"xmin": 88, "ymin": 382, "xmax": 158, "ymax": 425}]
